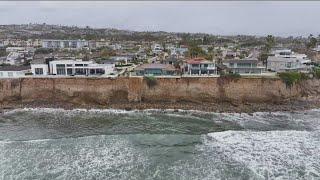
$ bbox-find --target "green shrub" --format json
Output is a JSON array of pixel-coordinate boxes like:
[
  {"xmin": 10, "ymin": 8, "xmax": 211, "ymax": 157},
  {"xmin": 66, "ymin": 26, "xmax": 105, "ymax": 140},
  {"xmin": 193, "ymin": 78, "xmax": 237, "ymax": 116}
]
[
  {"xmin": 278, "ymin": 72, "xmax": 304, "ymax": 87},
  {"xmin": 313, "ymin": 68, "xmax": 320, "ymax": 79},
  {"xmin": 115, "ymin": 64, "xmax": 133, "ymax": 67},
  {"xmin": 221, "ymin": 73, "xmax": 241, "ymax": 78},
  {"xmin": 24, "ymin": 72, "xmax": 33, "ymax": 76},
  {"xmin": 144, "ymin": 76, "xmax": 157, "ymax": 88},
  {"xmin": 300, "ymin": 72, "xmax": 310, "ymax": 80},
  {"xmin": 219, "ymin": 71, "xmax": 225, "ymax": 76}
]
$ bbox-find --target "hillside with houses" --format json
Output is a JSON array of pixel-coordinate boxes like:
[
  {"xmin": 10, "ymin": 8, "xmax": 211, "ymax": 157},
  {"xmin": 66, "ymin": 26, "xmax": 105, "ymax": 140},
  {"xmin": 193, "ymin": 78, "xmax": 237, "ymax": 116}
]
[{"xmin": 1, "ymin": 24, "xmax": 320, "ymax": 79}]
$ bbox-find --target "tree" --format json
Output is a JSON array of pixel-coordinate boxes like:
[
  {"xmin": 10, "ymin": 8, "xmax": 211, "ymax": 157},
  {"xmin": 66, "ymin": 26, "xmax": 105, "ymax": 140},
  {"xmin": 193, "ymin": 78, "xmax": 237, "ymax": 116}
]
[
  {"xmin": 203, "ymin": 35, "xmax": 210, "ymax": 45},
  {"xmin": 0, "ymin": 49, "xmax": 7, "ymax": 57},
  {"xmin": 207, "ymin": 46, "xmax": 214, "ymax": 53},
  {"xmin": 100, "ymin": 48, "xmax": 116, "ymax": 58},
  {"xmin": 306, "ymin": 34, "xmax": 317, "ymax": 49},
  {"xmin": 188, "ymin": 43, "xmax": 206, "ymax": 58},
  {"xmin": 259, "ymin": 53, "xmax": 269, "ymax": 67},
  {"xmin": 265, "ymin": 35, "xmax": 275, "ymax": 53}
]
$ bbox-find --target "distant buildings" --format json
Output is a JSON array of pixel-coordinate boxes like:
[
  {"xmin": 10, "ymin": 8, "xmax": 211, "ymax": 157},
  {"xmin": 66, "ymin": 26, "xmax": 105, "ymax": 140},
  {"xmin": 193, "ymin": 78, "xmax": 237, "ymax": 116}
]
[
  {"xmin": 91, "ymin": 39, "xmax": 110, "ymax": 49},
  {"xmin": 6, "ymin": 47, "xmax": 28, "ymax": 53},
  {"xmin": 162, "ymin": 56, "xmax": 179, "ymax": 65},
  {"xmin": 312, "ymin": 45, "xmax": 320, "ymax": 52},
  {"xmin": 224, "ymin": 51, "xmax": 238, "ymax": 59},
  {"xmin": 152, "ymin": 44, "xmax": 163, "ymax": 54},
  {"xmin": 42, "ymin": 39, "xmax": 88, "ymax": 49},
  {"xmin": 267, "ymin": 49, "xmax": 313, "ymax": 72},
  {"xmin": 0, "ymin": 39, "xmax": 42, "ymax": 47},
  {"xmin": 4, "ymin": 47, "xmax": 34, "ymax": 65},
  {"xmin": 175, "ymin": 45, "xmax": 188, "ymax": 56}
]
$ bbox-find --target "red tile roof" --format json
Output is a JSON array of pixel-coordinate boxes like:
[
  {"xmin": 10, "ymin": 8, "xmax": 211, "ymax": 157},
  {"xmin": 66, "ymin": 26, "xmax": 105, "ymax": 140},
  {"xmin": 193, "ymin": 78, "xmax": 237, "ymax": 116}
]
[{"xmin": 186, "ymin": 58, "xmax": 206, "ymax": 64}]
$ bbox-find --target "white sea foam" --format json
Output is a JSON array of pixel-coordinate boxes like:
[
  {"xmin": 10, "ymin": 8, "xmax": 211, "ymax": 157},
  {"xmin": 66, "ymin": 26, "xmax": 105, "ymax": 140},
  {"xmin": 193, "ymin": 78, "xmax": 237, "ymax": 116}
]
[
  {"xmin": 3, "ymin": 107, "xmax": 320, "ymax": 115},
  {"xmin": 0, "ymin": 134, "xmax": 151, "ymax": 179},
  {"xmin": 205, "ymin": 130, "xmax": 320, "ymax": 179}
]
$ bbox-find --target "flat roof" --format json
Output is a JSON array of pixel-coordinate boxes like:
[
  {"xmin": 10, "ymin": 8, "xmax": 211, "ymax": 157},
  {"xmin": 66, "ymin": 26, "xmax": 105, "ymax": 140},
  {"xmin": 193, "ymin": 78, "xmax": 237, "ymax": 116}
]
[
  {"xmin": 0, "ymin": 65, "xmax": 30, "ymax": 71},
  {"xmin": 267, "ymin": 56, "xmax": 299, "ymax": 62},
  {"xmin": 226, "ymin": 59, "xmax": 258, "ymax": 64},
  {"xmin": 135, "ymin": 63, "xmax": 176, "ymax": 71}
]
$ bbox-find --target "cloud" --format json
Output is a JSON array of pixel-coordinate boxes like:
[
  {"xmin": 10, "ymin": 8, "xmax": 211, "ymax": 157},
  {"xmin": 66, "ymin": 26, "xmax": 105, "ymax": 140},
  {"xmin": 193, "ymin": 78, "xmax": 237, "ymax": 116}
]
[{"xmin": 0, "ymin": 1, "xmax": 319, "ymax": 36}]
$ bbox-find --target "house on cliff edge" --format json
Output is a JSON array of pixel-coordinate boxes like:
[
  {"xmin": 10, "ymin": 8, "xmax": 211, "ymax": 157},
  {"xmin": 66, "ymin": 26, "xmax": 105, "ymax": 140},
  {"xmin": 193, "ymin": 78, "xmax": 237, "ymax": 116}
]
[
  {"xmin": 134, "ymin": 63, "xmax": 177, "ymax": 76},
  {"xmin": 183, "ymin": 58, "xmax": 217, "ymax": 76},
  {"xmin": 0, "ymin": 65, "xmax": 31, "ymax": 78},
  {"xmin": 223, "ymin": 58, "xmax": 265, "ymax": 75},
  {"xmin": 31, "ymin": 58, "xmax": 116, "ymax": 76}
]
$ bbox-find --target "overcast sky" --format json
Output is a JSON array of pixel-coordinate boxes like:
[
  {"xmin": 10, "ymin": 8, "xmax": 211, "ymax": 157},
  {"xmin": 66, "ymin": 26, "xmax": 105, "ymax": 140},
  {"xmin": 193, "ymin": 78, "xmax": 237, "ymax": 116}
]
[{"xmin": 0, "ymin": 1, "xmax": 319, "ymax": 37}]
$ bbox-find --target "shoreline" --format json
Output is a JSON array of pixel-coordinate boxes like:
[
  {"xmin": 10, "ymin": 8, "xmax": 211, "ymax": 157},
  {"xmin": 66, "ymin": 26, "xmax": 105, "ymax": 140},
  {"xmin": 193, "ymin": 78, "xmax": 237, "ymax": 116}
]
[{"xmin": 1, "ymin": 99, "xmax": 320, "ymax": 113}]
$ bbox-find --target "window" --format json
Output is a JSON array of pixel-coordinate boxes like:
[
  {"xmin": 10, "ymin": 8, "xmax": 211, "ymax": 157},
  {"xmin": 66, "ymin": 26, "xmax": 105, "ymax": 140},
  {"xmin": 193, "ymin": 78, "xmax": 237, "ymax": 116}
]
[
  {"xmin": 75, "ymin": 68, "xmax": 85, "ymax": 75},
  {"xmin": 56, "ymin": 64, "xmax": 65, "ymax": 68},
  {"xmin": 63, "ymin": 41, "xmax": 69, "ymax": 48},
  {"xmin": 56, "ymin": 64, "xmax": 66, "ymax": 75},
  {"xmin": 35, "ymin": 68, "xmax": 44, "ymax": 75},
  {"xmin": 286, "ymin": 62, "xmax": 292, "ymax": 68},
  {"xmin": 57, "ymin": 69, "xmax": 66, "ymax": 75},
  {"xmin": 96, "ymin": 68, "xmax": 105, "ymax": 74},
  {"xmin": 67, "ymin": 68, "xmax": 73, "ymax": 75},
  {"xmin": 237, "ymin": 63, "xmax": 251, "ymax": 67},
  {"xmin": 0, "ymin": 72, "xmax": 3, "ymax": 77},
  {"xmin": 8, "ymin": 72, "xmax": 13, "ymax": 77}
]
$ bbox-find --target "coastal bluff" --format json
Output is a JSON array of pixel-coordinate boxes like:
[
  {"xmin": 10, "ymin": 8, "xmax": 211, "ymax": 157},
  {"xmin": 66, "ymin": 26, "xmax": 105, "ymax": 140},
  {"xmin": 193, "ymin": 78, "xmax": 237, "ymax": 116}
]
[{"xmin": 0, "ymin": 77, "xmax": 319, "ymax": 107}]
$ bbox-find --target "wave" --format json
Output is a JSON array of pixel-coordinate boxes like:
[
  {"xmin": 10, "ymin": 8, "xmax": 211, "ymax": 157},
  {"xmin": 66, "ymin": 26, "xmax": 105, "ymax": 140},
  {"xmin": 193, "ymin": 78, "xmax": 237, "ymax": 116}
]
[
  {"xmin": 4, "ymin": 106, "xmax": 320, "ymax": 115},
  {"xmin": 204, "ymin": 130, "xmax": 320, "ymax": 179},
  {"xmin": 1, "ymin": 130, "xmax": 319, "ymax": 179},
  {"xmin": 3, "ymin": 107, "xmax": 320, "ymax": 131}
]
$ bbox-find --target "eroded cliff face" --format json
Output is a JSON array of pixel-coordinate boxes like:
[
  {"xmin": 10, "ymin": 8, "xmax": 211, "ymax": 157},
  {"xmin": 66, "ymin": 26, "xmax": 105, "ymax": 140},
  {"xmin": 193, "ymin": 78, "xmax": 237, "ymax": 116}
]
[{"xmin": 0, "ymin": 77, "xmax": 308, "ymax": 107}]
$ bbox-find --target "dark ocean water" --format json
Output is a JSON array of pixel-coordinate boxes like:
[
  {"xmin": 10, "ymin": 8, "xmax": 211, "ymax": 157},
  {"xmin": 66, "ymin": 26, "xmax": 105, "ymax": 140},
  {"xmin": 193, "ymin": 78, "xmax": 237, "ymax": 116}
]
[{"xmin": 0, "ymin": 108, "xmax": 319, "ymax": 179}]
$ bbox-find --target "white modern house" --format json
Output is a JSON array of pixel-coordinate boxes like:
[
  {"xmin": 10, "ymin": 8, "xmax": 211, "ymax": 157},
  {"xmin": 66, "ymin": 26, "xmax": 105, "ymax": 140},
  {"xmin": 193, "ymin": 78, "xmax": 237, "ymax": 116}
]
[
  {"xmin": 267, "ymin": 49, "xmax": 313, "ymax": 72},
  {"xmin": 31, "ymin": 63, "xmax": 49, "ymax": 75},
  {"xmin": 42, "ymin": 39, "xmax": 89, "ymax": 49},
  {"xmin": 31, "ymin": 59, "xmax": 116, "ymax": 76}
]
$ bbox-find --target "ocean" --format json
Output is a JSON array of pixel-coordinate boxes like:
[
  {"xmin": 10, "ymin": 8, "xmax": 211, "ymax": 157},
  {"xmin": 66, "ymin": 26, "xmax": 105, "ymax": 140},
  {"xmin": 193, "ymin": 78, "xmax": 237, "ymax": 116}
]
[{"xmin": 0, "ymin": 108, "xmax": 319, "ymax": 179}]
